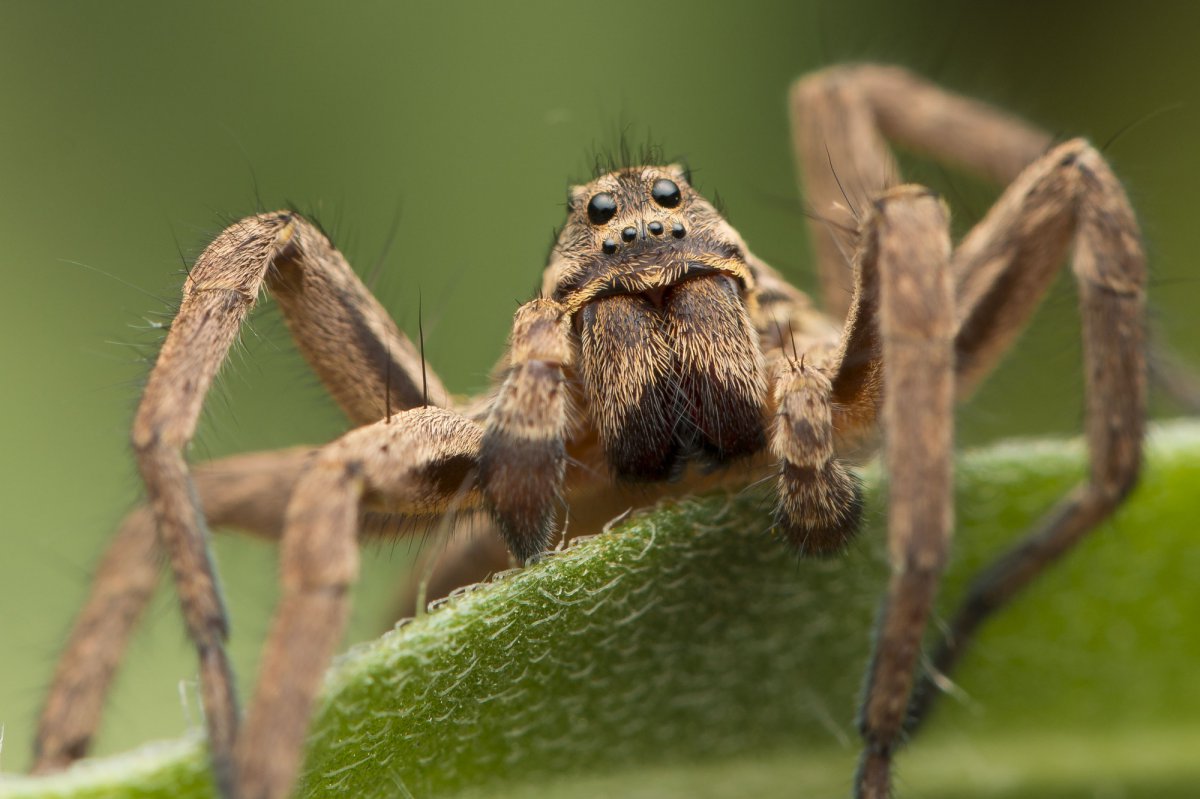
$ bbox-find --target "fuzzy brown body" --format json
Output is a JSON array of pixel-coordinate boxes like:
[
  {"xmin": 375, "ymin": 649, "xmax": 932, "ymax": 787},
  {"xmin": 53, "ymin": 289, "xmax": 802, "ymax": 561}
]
[
  {"xmin": 555, "ymin": 165, "xmax": 777, "ymax": 483},
  {"xmin": 476, "ymin": 161, "xmax": 861, "ymax": 565},
  {"xmin": 34, "ymin": 65, "xmax": 1147, "ymax": 799}
]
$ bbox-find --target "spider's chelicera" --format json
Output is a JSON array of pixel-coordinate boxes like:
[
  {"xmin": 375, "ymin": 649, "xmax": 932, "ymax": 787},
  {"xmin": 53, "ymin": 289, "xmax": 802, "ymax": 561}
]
[{"xmin": 35, "ymin": 65, "xmax": 1147, "ymax": 799}]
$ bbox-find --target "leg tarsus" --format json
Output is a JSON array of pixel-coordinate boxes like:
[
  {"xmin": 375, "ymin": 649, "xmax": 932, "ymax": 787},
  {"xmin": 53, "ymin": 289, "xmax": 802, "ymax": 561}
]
[
  {"xmin": 134, "ymin": 439, "xmax": 241, "ymax": 794},
  {"xmin": 115, "ymin": 210, "xmax": 451, "ymax": 793},
  {"xmin": 775, "ymin": 460, "xmax": 863, "ymax": 556},
  {"xmin": 200, "ymin": 644, "xmax": 240, "ymax": 799}
]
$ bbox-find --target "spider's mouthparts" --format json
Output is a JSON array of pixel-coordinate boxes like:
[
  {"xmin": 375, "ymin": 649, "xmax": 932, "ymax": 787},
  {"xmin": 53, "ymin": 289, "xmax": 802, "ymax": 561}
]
[
  {"xmin": 641, "ymin": 285, "xmax": 669, "ymax": 307},
  {"xmin": 567, "ymin": 258, "xmax": 749, "ymax": 312}
]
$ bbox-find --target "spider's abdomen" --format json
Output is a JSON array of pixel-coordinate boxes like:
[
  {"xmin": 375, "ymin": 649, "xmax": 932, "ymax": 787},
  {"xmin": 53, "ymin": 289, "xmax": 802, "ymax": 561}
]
[{"xmin": 579, "ymin": 274, "xmax": 767, "ymax": 481}]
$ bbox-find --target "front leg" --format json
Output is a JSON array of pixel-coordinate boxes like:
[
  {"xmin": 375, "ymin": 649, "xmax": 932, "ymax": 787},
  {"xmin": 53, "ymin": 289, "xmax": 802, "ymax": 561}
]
[
  {"xmin": 770, "ymin": 358, "xmax": 863, "ymax": 555},
  {"xmin": 479, "ymin": 298, "xmax": 573, "ymax": 562},
  {"xmin": 34, "ymin": 447, "xmax": 314, "ymax": 774},
  {"xmin": 764, "ymin": 192, "xmax": 892, "ymax": 555},
  {"xmin": 383, "ymin": 299, "xmax": 575, "ymax": 622}
]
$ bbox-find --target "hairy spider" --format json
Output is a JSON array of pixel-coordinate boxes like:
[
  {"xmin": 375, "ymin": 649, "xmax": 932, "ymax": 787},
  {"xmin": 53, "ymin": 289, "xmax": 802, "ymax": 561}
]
[{"xmin": 33, "ymin": 64, "xmax": 1145, "ymax": 799}]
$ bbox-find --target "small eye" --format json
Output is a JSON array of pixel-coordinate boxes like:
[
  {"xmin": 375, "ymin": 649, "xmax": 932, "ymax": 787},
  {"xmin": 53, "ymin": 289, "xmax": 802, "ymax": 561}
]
[
  {"xmin": 651, "ymin": 178, "xmax": 681, "ymax": 208},
  {"xmin": 587, "ymin": 192, "xmax": 618, "ymax": 225}
]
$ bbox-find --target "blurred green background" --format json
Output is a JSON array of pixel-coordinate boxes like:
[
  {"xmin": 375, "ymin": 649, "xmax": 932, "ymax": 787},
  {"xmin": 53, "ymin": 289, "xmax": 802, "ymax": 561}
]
[{"xmin": 1, "ymin": 0, "xmax": 1197, "ymax": 783}]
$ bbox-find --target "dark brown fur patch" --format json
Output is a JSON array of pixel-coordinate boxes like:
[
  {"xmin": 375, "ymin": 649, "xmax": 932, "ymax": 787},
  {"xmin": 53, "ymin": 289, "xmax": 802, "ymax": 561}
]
[
  {"xmin": 775, "ymin": 461, "xmax": 863, "ymax": 556},
  {"xmin": 579, "ymin": 276, "xmax": 767, "ymax": 478},
  {"xmin": 479, "ymin": 432, "xmax": 564, "ymax": 562},
  {"xmin": 664, "ymin": 275, "xmax": 766, "ymax": 462},
  {"xmin": 580, "ymin": 296, "xmax": 680, "ymax": 480},
  {"xmin": 425, "ymin": 453, "xmax": 480, "ymax": 501}
]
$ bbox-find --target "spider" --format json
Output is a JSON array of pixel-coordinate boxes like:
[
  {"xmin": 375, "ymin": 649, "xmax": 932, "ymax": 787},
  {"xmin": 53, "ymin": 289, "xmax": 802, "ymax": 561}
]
[{"xmin": 32, "ymin": 64, "xmax": 1145, "ymax": 799}]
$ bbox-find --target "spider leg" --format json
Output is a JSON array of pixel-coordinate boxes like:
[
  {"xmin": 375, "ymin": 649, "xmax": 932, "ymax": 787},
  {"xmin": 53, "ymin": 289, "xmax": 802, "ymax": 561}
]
[
  {"xmin": 386, "ymin": 300, "xmax": 574, "ymax": 614},
  {"xmin": 479, "ymin": 299, "xmax": 572, "ymax": 562},
  {"xmin": 121, "ymin": 211, "xmax": 446, "ymax": 794},
  {"xmin": 769, "ymin": 355, "xmax": 863, "ymax": 555},
  {"xmin": 33, "ymin": 507, "xmax": 158, "ymax": 773},
  {"xmin": 230, "ymin": 298, "xmax": 568, "ymax": 799},
  {"xmin": 791, "ymin": 67, "xmax": 1148, "ymax": 790},
  {"xmin": 905, "ymin": 138, "xmax": 1146, "ymax": 732},
  {"xmin": 790, "ymin": 64, "xmax": 1052, "ymax": 321},
  {"xmin": 236, "ymin": 407, "xmax": 484, "ymax": 799},
  {"xmin": 837, "ymin": 187, "xmax": 955, "ymax": 799},
  {"xmin": 32, "ymin": 447, "xmax": 314, "ymax": 773},
  {"xmin": 790, "ymin": 67, "xmax": 898, "ymax": 321}
]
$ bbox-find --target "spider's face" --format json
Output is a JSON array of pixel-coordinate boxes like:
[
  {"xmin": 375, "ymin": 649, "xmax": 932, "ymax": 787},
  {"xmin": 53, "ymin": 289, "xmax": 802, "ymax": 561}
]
[
  {"xmin": 544, "ymin": 166, "xmax": 767, "ymax": 481},
  {"xmin": 545, "ymin": 165, "xmax": 755, "ymax": 310}
]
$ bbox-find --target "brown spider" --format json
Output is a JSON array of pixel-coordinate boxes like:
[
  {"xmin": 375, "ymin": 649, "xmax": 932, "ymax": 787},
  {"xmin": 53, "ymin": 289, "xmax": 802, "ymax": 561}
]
[{"xmin": 33, "ymin": 64, "xmax": 1145, "ymax": 799}]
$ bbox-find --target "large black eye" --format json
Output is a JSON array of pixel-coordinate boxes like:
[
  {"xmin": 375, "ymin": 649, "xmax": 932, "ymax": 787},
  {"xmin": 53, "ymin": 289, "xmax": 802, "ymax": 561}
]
[
  {"xmin": 651, "ymin": 178, "xmax": 681, "ymax": 208},
  {"xmin": 587, "ymin": 192, "xmax": 618, "ymax": 225}
]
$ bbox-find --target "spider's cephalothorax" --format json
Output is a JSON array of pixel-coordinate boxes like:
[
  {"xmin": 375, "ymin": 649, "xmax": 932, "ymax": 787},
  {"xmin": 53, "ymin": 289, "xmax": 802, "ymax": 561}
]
[
  {"xmin": 551, "ymin": 166, "xmax": 767, "ymax": 481},
  {"xmin": 481, "ymin": 165, "xmax": 787, "ymax": 567},
  {"xmin": 35, "ymin": 66, "xmax": 1147, "ymax": 799}
]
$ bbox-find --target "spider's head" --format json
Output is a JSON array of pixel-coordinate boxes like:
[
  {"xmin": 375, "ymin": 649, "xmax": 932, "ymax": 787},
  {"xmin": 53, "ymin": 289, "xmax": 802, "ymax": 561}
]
[
  {"xmin": 545, "ymin": 165, "xmax": 755, "ymax": 310},
  {"xmin": 544, "ymin": 166, "xmax": 767, "ymax": 481}
]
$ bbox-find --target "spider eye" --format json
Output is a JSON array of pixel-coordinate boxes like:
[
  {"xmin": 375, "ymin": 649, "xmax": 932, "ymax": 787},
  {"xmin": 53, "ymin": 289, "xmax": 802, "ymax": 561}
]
[
  {"xmin": 586, "ymin": 192, "xmax": 618, "ymax": 225},
  {"xmin": 651, "ymin": 178, "xmax": 681, "ymax": 208}
]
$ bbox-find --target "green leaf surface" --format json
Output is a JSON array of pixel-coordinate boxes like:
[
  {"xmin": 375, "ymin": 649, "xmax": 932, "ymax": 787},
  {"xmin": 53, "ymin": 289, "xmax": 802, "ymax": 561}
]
[{"xmin": 3, "ymin": 422, "xmax": 1198, "ymax": 799}]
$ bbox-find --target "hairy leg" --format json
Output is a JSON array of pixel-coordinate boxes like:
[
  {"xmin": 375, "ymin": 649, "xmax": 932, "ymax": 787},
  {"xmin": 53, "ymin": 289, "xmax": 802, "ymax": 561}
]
[
  {"xmin": 790, "ymin": 64, "xmax": 1052, "ymax": 321},
  {"xmin": 82, "ymin": 211, "xmax": 444, "ymax": 793},
  {"xmin": 33, "ymin": 507, "xmax": 159, "ymax": 773},
  {"xmin": 790, "ymin": 67, "xmax": 898, "ymax": 320},
  {"xmin": 479, "ymin": 299, "xmax": 573, "ymax": 561},
  {"xmin": 32, "ymin": 447, "xmax": 314, "ymax": 773},
  {"xmin": 842, "ymin": 187, "xmax": 955, "ymax": 799},
  {"xmin": 237, "ymin": 408, "xmax": 484, "ymax": 799},
  {"xmin": 906, "ymin": 139, "xmax": 1146, "ymax": 731},
  {"xmin": 235, "ymin": 297, "xmax": 571, "ymax": 799},
  {"xmin": 763, "ymin": 238, "xmax": 880, "ymax": 554},
  {"xmin": 791, "ymin": 65, "xmax": 1148, "ymax": 757},
  {"xmin": 769, "ymin": 357, "xmax": 863, "ymax": 554}
]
